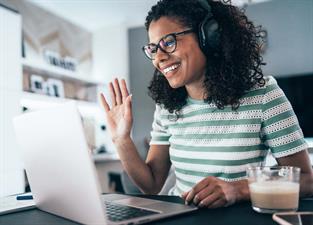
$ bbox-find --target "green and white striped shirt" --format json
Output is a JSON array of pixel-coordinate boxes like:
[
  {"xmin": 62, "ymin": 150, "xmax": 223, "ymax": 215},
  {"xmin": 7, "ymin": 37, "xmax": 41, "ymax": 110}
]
[{"xmin": 150, "ymin": 76, "xmax": 308, "ymax": 196}]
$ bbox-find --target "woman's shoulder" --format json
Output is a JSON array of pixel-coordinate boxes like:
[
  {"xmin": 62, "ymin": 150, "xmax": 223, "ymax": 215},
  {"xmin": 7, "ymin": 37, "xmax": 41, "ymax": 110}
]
[
  {"xmin": 248, "ymin": 75, "xmax": 278, "ymax": 92},
  {"xmin": 264, "ymin": 75, "xmax": 278, "ymax": 86},
  {"xmin": 241, "ymin": 75, "xmax": 281, "ymax": 103},
  {"xmin": 155, "ymin": 104, "xmax": 173, "ymax": 116}
]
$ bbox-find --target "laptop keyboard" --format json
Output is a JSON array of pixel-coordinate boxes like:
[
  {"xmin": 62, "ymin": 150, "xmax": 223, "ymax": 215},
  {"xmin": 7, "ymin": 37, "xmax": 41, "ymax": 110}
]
[{"xmin": 105, "ymin": 201, "xmax": 160, "ymax": 222}]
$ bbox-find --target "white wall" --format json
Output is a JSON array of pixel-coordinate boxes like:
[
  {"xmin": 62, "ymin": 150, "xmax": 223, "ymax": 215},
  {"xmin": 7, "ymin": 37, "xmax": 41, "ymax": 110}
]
[
  {"xmin": 92, "ymin": 23, "xmax": 131, "ymax": 153},
  {"xmin": 246, "ymin": 0, "xmax": 313, "ymax": 76},
  {"xmin": 92, "ymin": 23, "xmax": 129, "ymax": 84}
]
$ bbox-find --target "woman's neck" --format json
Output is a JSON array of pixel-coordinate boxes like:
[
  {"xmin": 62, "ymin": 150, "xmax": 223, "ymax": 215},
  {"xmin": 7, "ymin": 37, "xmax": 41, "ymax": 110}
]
[{"xmin": 185, "ymin": 77, "xmax": 207, "ymax": 100}]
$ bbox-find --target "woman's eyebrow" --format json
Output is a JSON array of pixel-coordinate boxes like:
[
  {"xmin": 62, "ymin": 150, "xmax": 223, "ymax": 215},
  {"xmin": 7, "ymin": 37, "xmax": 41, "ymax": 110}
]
[{"xmin": 149, "ymin": 32, "xmax": 172, "ymax": 45}]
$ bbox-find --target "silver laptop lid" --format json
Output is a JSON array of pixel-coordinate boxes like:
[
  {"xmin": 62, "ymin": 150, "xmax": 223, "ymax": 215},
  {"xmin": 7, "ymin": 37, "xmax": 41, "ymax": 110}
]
[{"xmin": 13, "ymin": 102, "xmax": 107, "ymax": 225}]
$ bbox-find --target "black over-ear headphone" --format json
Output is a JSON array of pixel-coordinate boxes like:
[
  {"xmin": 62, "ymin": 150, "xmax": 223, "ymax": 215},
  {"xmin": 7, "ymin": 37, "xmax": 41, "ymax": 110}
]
[{"xmin": 197, "ymin": 0, "xmax": 220, "ymax": 54}]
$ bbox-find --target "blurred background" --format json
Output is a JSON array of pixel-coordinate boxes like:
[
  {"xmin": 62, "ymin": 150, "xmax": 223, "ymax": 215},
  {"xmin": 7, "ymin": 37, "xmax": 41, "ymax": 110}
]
[{"xmin": 0, "ymin": 0, "xmax": 312, "ymax": 197}]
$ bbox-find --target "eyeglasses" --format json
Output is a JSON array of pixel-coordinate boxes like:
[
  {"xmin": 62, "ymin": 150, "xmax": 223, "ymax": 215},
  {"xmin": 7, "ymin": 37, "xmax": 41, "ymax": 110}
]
[{"xmin": 142, "ymin": 29, "xmax": 194, "ymax": 60}]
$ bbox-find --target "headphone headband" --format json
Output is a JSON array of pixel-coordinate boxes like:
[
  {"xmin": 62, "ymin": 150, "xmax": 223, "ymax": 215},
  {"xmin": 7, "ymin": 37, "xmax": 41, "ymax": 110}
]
[
  {"xmin": 197, "ymin": 0, "xmax": 220, "ymax": 54},
  {"xmin": 198, "ymin": 0, "xmax": 213, "ymax": 16}
]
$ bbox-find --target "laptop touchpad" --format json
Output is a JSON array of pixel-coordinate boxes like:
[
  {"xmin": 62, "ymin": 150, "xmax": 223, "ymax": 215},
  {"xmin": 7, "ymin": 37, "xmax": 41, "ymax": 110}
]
[{"xmin": 114, "ymin": 197, "xmax": 163, "ymax": 207}]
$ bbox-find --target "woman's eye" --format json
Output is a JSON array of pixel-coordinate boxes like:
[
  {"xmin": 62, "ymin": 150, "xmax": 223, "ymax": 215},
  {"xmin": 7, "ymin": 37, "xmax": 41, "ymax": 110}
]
[
  {"xmin": 150, "ymin": 47, "xmax": 157, "ymax": 53},
  {"xmin": 164, "ymin": 40, "xmax": 175, "ymax": 47},
  {"xmin": 160, "ymin": 39, "xmax": 174, "ymax": 49},
  {"xmin": 147, "ymin": 45, "xmax": 157, "ymax": 53}
]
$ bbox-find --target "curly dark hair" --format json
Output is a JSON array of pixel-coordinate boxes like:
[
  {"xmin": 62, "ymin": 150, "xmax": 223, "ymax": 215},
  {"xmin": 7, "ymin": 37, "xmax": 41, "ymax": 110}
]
[{"xmin": 145, "ymin": 0, "xmax": 266, "ymax": 113}]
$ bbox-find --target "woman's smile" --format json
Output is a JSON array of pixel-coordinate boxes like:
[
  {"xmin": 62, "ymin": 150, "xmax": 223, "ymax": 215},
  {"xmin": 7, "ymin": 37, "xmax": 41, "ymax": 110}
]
[{"xmin": 163, "ymin": 63, "xmax": 181, "ymax": 75}]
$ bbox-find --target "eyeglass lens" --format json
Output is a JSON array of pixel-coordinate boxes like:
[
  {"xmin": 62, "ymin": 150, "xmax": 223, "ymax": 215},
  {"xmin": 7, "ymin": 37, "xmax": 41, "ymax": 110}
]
[{"xmin": 144, "ymin": 34, "xmax": 176, "ymax": 59}]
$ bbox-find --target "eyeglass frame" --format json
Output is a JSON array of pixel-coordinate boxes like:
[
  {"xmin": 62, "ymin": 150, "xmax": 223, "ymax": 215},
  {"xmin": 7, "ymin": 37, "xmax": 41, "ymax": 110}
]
[{"xmin": 142, "ymin": 29, "xmax": 194, "ymax": 60}]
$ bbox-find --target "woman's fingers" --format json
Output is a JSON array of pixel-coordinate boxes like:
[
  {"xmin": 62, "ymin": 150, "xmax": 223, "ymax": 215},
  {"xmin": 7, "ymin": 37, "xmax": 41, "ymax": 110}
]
[
  {"xmin": 193, "ymin": 185, "xmax": 215, "ymax": 205},
  {"xmin": 100, "ymin": 93, "xmax": 110, "ymax": 112},
  {"xmin": 107, "ymin": 79, "xmax": 129, "ymax": 108},
  {"xmin": 207, "ymin": 198, "xmax": 226, "ymax": 208},
  {"xmin": 185, "ymin": 177, "xmax": 210, "ymax": 204},
  {"xmin": 181, "ymin": 191, "xmax": 189, "ymax": 200},
  {"xmin": 109, "ymin": 82, "xmax": 116, "ymax": 106},
  {"xmin": 113, "ymin": 78, "xmax": 123, "ymax": 105},
  {"xmin": 185, "ymin": 189, "xmax": 196, "ymax": 204},
  {"xmin": 125, "ymin": 94, "xmax": 133, "ymax": 120},
  {"xmin": 198, "ymin": 192, "xmax": 220, "ymax": 208},
  {"xmin": 120, "ymin": 79, "xmax": 129, "ymax": 101}
]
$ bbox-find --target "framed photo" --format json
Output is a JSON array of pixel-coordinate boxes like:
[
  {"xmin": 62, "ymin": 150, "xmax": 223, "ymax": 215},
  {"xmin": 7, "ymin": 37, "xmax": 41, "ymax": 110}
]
[
  {"xmin": 43, "ymin": 49, "xmax": 61, "ymax": 67},
  {"xmin": 47, "ymin": 78, "xmax": 65, "ymax": 98},
  {"xmin": 30, "ymin": 75, "xmax": 47, "ymax": 94},
  {"xmin": 64, "ymin": 56, "xmax": 77, "ymax": 71},
  {"xmin": 43, "ymin": 49, "xmax": 78, "ymax": 71}
]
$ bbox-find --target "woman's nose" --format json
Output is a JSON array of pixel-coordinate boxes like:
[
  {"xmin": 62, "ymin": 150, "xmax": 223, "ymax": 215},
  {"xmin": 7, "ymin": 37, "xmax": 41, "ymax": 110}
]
[{"xmin": 154, "ymin": 48, "xmax": 170, "ymax": 63}]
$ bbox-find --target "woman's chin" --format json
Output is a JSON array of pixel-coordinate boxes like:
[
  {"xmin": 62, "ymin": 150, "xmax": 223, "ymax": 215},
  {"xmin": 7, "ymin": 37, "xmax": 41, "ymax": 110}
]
[{"xmin": 167, "ymin": 81, "xmax": 182, "ymax": 89}]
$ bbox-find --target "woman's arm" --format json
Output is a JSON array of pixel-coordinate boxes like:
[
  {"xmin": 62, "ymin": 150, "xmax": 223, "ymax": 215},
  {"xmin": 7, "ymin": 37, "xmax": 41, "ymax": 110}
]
[
  {"xmin": 114, "ymin": 138, "xmax": 171, "ymax": 194},
  {"xmin": 276, "ymin": 149, "xmax": 313, "ymax": 197},
  {"xmin": 182, "ymin": 150, "xmax": 313, "ymax": 208},
  {"xmin": 100, "ymin": 78, "xmax": 171, "ymax": 194}
]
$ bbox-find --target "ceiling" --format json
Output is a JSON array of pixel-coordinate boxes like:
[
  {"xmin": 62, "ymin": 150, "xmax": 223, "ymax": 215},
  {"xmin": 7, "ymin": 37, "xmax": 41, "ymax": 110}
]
[{"xmin": 27, "ymin": 0, "xmax": 271, "ymax": 32}]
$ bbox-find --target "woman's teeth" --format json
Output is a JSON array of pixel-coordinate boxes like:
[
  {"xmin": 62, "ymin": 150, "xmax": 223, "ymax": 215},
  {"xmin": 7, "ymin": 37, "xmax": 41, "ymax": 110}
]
[{"xmin": 163, "ymin": 64, "xmax": 180, "ymax": 74}]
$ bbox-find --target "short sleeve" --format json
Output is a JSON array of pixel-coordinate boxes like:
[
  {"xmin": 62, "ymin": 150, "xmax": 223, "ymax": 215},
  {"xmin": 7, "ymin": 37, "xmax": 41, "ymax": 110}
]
[
  {"xmin": 261, "ymin": 76, "xmax": 308, "ymax": 158},
  {"xmin": 150, "ymin": 104, "xmax": 171, "ymax": 145}
]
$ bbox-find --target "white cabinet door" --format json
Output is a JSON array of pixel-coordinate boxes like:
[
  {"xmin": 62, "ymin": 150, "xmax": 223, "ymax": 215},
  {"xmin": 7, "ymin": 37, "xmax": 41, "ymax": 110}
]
[
  {"xmin": 0, "ymin": 6, "xmax": 22, "ymax": 92},
  {"xmin": 0, "ymin": 89, "xmax": 24, "ymax": 197},
  {"xmin": 0, "ymin": 6, "xmax": 23, "ymax": 197}
]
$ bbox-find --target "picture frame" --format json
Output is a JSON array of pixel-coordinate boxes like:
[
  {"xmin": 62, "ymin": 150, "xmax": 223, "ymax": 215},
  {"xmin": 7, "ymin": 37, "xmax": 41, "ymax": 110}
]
[
  {"xmin": 43, "ymin": 49, "xmax": 61, "ymax": 67},
  {"xmin": 30, "ymin": 74, "xmax": 47, "ymax": 94},
  {"xmin": 46, "ymin": 78, "xmax": 65, "ymax": 98},
  {"xmin": 64, "ymin": 56, "xmax": 77, "ymax": 71},
  {"xmin": 43, "ymin": 50, "xmax": 78, "ymax": 71}
]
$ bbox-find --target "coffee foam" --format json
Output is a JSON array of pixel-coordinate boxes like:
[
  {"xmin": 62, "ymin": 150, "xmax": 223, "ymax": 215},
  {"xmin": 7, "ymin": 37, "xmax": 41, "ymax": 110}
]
[
  {"xmin": 249, "ymin": 181, "xmax": 299, "ymax": 193},
  {"xmin": 249, "ymin": 181, "xmax": 300, "ymax": 210}
]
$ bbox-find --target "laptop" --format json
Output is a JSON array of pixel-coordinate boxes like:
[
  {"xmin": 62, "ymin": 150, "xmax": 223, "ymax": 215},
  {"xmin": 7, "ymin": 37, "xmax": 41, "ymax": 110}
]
[
  {"xmin": 0, "ymin": 193, "xmax": 36, "ymax": 215},
  {"xmin": 13, "ymin": 102, "xmax": 196, "ymax": 225}
]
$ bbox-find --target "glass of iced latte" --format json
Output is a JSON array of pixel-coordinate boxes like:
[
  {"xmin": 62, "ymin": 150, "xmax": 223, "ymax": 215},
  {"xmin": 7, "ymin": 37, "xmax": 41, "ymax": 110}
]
[{"xmin": 247, "ymin": 166, "xmax": 300, "ymax": 214}]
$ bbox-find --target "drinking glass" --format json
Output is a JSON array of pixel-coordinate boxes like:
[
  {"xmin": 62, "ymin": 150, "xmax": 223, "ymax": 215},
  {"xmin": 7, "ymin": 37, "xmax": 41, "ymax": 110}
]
[{"xmin": 246, "ymin": 166, "xmax": 300, "ymax": 214}]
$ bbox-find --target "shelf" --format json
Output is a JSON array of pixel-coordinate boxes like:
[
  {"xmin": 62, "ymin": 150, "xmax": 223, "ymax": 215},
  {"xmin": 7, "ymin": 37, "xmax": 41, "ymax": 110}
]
[
  {"xmin": 21, "ymin": 91, "xmax": 97, "ymax": 106},
  {"xmin": 21, "ymin": 91, "xmax": 102, "ymax": 116},
  {"xmin": 21, "ymin": 58, "xmax": 103, "ymax": 86},
  {"xmin": 92, "ymin": 153, "xmax": 120, "ymax": 162}
]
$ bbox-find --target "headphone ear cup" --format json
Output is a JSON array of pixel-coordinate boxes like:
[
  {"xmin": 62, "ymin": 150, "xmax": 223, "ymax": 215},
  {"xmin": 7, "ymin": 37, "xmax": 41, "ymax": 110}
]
[{"xmin": 199, "ymin": 15, "xmax": 220, "ymax": 54}]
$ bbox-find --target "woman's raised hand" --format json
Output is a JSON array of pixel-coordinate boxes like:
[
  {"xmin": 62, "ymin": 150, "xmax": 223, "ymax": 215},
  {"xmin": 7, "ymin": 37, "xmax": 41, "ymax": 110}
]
[{"xmin": 100, "ymin": 79, "xmax": 133, "ymax": 142}]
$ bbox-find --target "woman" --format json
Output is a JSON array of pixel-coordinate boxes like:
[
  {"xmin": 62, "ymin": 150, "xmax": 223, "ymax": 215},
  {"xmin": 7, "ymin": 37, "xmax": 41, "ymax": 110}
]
[{"xmin": 101, "ymin": 0, "xmax": 313, "ymax": 208}]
